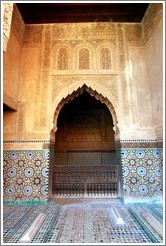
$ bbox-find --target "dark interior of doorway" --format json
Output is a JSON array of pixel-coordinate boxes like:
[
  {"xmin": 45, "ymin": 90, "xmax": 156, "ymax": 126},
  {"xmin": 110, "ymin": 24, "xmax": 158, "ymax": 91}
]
[{"xmin": 52, "ymin": 91, "xmax": 119, "ymax": 197}]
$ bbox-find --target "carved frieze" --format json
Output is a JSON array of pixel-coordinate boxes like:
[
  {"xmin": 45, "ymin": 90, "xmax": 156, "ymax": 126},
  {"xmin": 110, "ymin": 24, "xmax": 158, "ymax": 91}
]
[
  {"xmin": 124, "ymin": 24, "xmax": 142, "ymax": 43},
  {"xmin": 24, "ymin": 25, "xmax": 43, "ymax": 43},
  {"xmin": 52, "ymin": 23, "xmax": 116, "ymax": 40},
  {"xmin": 124, "ymin": 4, "xmax": 163, "ymax": 44},
  {"xmin": 142, "ymin": 3, "xmax": 163, "ymax": 42}
]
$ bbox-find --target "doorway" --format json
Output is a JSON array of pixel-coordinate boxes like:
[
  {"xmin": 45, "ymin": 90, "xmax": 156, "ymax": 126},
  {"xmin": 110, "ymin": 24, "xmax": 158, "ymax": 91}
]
[{"xmin": 52, "ymin": 91, "xmax": 119, "ymax": 197}]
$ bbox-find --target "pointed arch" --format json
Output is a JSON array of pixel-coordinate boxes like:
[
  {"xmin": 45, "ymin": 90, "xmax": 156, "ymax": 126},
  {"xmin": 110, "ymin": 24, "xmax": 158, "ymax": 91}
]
[{"xmin": 50, "ymin": 84, "xmax": 119, "ymax": 142}]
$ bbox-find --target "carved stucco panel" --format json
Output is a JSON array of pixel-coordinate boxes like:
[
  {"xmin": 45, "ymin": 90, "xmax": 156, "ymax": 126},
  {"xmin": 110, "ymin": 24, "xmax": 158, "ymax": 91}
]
[
  {"xmin": 51, "ymin": 39, "xmax": 118, "ymax": 73},
  {"xmin": 122, "ymin": 4, "xmax": 162, "ymax": 45},
  {"xmin": 124, "ymin": 23, "xmax": 142, "ymax": 42},
  {"xmin": 51, "ymin": 75, "xmax": 118, "ymax": 105},
  {"xmin": 142, "ymin": 3, "xmax": 163, "ymax": 42},
  {"xmin": 23, "ymin": 25, "xmax": 43, "ymax": 43},
  {"xmin": 52, "ymin": 41, "xmax": 74, "ymax": 70},
  {"xmin": 39, "ymin": 26, "xmax": 52, "ymax": 130},
  {"xmin": 3, "ymin": 3, "xmax": 14, "ymax": 52},
  {"xmin": 95, "ymin": 41, "xmax": 118, "ymax": 71},
  {"xmin": 10, "ymin": 4, "xmax": 25, "ymax": 45},
  {"xmin": 74, "ymin": 41, "xmax": 96, "ymax": 70}
]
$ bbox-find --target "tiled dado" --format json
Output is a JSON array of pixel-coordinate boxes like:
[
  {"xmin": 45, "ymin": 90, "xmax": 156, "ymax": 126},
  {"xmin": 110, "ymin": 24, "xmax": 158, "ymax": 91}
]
[
  {"xmin": 3, "ymin": 149, "xmax": 50, "ymax": 204},
  {"xmin": 3, "ymin": 146, "xmax": 163, "ymax": 204},
  {"xmin": 121, "ymin": 148, "xmax": 163, "ymax": 204}
]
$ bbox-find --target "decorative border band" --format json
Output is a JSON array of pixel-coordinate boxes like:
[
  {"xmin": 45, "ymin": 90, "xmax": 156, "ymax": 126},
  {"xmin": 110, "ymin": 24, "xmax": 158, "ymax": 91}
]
[
  {"xmin": 119, "ymin": 139, "xmax": 162, "ymax": 142},
  {"xmin": 3, "ymin": 200, "xmax": 47, "ymax": 206},
  {"xmin": 115, "ymin": 140, "xmax": 163, "ymax": 148},
  {"xmin": 3, "ymin": 140, "xmax": 50, "ymax": 143}
]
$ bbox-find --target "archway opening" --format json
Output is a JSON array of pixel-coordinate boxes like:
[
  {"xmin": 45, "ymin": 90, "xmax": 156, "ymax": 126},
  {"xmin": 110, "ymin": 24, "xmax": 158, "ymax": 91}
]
[{"xmin": 51, "ymin": 90, "xmax": 119, "ymax": 197}]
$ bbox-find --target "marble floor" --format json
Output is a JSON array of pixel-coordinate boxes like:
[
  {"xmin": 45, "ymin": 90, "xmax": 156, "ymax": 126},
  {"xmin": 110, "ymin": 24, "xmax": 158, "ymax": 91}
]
[{"xmin": 3, "ymin": 198, "xmax": 163, "ymax": 244}]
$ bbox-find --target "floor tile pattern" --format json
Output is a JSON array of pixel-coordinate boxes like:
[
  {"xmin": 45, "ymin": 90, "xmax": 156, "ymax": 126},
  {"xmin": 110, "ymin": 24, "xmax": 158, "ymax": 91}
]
[
  {"xmin": 128, "ymin": 204, "xmax": 163, "ymax": 243},
  {"xmin": 3, "ymin": 198, "xmax": 163, "ymax": 244}
]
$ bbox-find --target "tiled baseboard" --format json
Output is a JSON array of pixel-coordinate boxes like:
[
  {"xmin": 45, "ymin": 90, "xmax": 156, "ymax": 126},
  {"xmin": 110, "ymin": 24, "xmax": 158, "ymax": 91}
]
[{"xmin": 3, "ymin": 200, "xmax": 47, "ymax": 206}]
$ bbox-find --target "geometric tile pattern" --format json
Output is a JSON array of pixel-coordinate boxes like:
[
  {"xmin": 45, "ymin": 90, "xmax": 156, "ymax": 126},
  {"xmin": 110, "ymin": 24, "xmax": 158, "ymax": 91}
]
[
  {"xmin": 3, "ymin": 198, "xmax": 163, "ymax": 243},
  {"xmin": 3, "ymin": 148, "xmax": 163, "ymax": 203},
  {"xmin": 121, "ymin": 148, "xmax": 163, "ymax": 203},
  {"xmin": 3, "ymin": 150, "xmax": 50, "ymax": 201}
]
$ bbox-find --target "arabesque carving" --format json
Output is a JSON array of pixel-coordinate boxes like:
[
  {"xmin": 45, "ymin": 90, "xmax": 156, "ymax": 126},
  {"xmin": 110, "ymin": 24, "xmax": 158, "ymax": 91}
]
[
  {"xmin": 52, "ymin": 23, "xmax": 116, "ymax": 41},
  {"xmin": 57, "ymin": 47, "xmax": 68, "ymax": 70},
  {"xmin": 100, "ymin": 47, "xmax": 112, "ymax": 69},
  {"xmin": 79, "ymin": 48, "xmax": 90, "ymax": 70}
]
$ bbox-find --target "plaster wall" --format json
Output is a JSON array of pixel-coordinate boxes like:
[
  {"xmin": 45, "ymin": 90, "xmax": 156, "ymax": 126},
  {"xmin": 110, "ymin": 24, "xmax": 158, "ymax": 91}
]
[
  {"xmin": 19, "ymin": 47, "xmax": 39, "ymax": 132},
  {"xmin": 3, "ymin": 29, "xmax": 22, "ymax": 135},
  {"xmin": 128, "ymin": 17, "xmax": 163, "ymax": 140},
  {"xmin": 3, "ymin": 29, "xmax": 22, "ymax": 104},
  {"xmin": 3, "ymin": 4, "xmax": 25, "ymax": 136},
  {"xmin": 144, "ymin": 18, "xmax": 163, "ymax": 136},
  {"xmin": 128, "ymin": 45, "xmax": 153, "ymax": 129}
]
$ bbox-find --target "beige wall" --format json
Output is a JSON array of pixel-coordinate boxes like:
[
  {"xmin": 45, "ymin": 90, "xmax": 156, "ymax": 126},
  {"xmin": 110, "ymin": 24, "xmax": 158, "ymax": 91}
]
[
  {"xmin": 126, "ymin": 4, "xmax": 163, "ymax": 140},
  {"xmin": 3, "ymin": 29, "xmax": 22, "ymax": 108},
  {"xmin": 144, "ymin": 18, "xmax": 163, "ymax": 138},
  {"xmin": 3, "ymin": 3, "xmax": 163, "ymax": 142},
  {"xmin": 3, "ymin": 5, "xmax": 24, "ymax": 137},
  {"xmin": 3, "ymin": 29, "xmax": 22, "ymax": 135}
]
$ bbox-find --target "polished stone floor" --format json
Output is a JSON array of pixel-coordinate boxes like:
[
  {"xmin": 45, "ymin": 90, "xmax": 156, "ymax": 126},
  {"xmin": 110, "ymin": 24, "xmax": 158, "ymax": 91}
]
[{"xmin": 3, "ymin": 198, "xmax": 163, "ymax": 244}]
